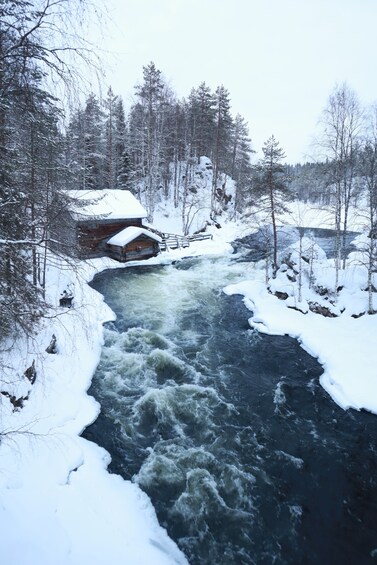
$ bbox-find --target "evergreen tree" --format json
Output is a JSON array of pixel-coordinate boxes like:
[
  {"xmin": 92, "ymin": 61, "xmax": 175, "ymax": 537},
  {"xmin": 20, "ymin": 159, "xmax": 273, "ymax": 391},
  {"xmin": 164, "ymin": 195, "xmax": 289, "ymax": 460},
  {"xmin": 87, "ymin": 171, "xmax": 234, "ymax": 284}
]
[
  {"xmin": 130, "ymin": 61, "xmax": 173, "ymax": 218},
  {"xmin": 212, "ymin": 85, "xmax": 233, "ymax": 210},
  {"xmin": 0, "ymin": 0, "xmax": 99, "ymax": 338},
  {"xmin": 83, "ymin": 92, "xmax": 105, "ymax": 190},
  {"xmin": 65, "ymin": 106, "xmax": 86, "ymax": 189},
  {"xmin": 254, "ymin": 135, "xmax": 292, "ymax": 278},
  {"xmin": 103, "ymin": 86, "xmax": 118, "ymax": 189},
  {"xmin": 230, "ymin": 113, "xmax": 254, "ymax": 216},
  {"xmin": 187, "ymin": 82, "xmax": 216, "ymax": 160},
  {"xmin": 113, "ymin": 98, "xmax": 130, "ymax": 189}
]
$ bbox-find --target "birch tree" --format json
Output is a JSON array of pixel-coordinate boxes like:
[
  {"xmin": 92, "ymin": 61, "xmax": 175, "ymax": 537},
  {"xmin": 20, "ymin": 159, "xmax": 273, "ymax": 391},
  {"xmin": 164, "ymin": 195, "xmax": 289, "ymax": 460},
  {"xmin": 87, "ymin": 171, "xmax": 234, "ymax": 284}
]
[
  {"xmin": 359, "ymin": 105, "xmax": 377, "ymax": 313},
  {"xmin": 319, "ymin": 83, "xmax": 362, "ymax": 289}
]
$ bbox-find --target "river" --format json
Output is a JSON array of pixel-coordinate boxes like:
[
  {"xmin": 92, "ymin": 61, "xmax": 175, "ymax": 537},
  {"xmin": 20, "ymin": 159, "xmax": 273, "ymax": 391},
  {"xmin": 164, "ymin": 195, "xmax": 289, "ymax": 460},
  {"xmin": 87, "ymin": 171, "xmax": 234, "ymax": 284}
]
[{"xmin": 83, "ymin": 228, "xmax": 377, "ymax": 565}]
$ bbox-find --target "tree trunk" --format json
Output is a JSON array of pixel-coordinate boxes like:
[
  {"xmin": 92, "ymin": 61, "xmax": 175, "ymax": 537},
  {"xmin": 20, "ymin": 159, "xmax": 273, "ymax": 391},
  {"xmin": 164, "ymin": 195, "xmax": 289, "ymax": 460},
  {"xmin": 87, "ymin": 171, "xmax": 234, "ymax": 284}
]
[{"xmin": 270, "ymin": 184, "xmax": 278, "ymax": 278}]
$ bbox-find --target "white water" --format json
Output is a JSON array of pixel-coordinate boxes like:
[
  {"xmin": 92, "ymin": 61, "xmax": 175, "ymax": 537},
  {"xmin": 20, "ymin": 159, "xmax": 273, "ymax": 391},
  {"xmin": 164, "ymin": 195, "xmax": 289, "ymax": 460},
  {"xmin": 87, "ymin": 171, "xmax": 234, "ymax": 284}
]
[{"xmin": 86, "ymin": 246, "xmax": 377, "ymax": 565}]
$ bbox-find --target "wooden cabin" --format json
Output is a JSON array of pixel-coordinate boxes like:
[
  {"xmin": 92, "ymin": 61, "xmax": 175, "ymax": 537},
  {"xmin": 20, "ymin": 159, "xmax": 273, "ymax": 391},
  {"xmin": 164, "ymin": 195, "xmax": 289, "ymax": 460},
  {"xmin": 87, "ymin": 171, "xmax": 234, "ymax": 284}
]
[
  {"xmin": 62, "ymin": 190, "xmax": 152, "ymax": 259},
  {"xmin": 107, "ymin": 226, "xmax": 162, "ymax": 262}
]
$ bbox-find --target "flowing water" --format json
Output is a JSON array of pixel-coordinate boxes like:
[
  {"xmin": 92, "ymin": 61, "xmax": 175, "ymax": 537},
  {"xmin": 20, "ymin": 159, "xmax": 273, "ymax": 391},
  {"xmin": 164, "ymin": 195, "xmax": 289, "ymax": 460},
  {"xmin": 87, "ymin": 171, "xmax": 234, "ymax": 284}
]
[{"xmin": 84, "ymin": 229, "xmax": 377, "ymax": 565}]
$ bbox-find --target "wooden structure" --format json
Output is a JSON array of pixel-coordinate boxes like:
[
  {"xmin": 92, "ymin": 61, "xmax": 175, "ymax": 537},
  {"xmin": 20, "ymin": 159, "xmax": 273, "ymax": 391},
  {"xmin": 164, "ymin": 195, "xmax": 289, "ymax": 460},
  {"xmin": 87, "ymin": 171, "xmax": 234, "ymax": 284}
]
[
  {"xmin": 63, "ymin": 190, "xmax": 148, "ymax": 258},
  {"xmin": 57, "ymin": 190, "xmax": 214, "ymax": 262},
  {"xmin": 107, "ymin": 227, "xmax": 162, "ymax": 262},
  {"xmin": 159, "ymin": 231, "xmax": 213, "ymax": 251}
]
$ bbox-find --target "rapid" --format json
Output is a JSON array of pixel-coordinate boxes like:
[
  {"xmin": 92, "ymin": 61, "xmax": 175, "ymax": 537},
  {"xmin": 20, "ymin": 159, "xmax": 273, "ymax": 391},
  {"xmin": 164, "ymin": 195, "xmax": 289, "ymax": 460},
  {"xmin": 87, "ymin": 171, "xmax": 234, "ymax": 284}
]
[{"xmin": 84, "ymin": 230, "xmax": 377, "ymax": 565}]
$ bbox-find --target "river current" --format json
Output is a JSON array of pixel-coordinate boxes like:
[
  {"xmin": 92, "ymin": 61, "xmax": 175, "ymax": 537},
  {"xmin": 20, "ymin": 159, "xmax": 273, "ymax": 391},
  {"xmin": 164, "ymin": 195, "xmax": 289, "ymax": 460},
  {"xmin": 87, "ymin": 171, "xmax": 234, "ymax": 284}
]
[{"xmin": 84, "ymin": 229, "xmax": 377, "ymax": 565}]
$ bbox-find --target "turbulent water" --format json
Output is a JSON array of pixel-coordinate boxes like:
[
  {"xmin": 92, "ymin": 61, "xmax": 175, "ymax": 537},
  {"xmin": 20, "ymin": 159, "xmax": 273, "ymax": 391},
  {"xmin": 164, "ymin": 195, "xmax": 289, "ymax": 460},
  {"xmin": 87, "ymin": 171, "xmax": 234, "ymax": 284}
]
[{"xmin": 84, "ymin": 229, "xmax": 377, "ymax": 565}]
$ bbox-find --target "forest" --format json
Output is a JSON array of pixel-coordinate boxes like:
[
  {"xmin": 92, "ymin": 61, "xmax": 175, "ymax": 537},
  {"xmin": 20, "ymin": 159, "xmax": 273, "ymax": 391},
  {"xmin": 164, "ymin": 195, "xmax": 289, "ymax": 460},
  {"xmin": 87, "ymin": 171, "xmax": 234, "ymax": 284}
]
[{"xmin": 1, "ymin": 0, "xmax": 377, "ymax": 346}]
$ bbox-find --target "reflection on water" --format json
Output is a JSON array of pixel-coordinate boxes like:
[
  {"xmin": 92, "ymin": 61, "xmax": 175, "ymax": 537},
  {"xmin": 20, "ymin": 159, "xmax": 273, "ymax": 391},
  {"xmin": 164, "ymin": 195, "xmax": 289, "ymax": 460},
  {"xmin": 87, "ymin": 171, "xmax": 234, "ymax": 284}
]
[{"xmin": 84, "ymin": 235, "xmax": 377, "ymax": 565}]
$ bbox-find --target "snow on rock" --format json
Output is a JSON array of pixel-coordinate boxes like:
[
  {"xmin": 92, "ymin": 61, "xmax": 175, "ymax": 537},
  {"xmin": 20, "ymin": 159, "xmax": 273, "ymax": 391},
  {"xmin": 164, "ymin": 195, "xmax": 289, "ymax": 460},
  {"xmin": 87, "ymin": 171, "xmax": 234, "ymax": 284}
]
[{"xmin": 151, "ymin": 156, "xmax": 235, "ymax": 235}]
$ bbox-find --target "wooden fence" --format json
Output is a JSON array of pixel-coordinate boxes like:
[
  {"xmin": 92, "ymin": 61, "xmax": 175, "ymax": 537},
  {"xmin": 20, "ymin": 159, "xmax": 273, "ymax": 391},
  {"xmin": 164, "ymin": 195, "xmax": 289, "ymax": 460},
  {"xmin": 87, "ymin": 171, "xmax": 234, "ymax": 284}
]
[
  {"xmin": 143, "ymin": 225, "xmax": 213, "ymax": 251},
  {"xmin": 158, "ymin": 231, "xmax": 213, "ymax": 251}
]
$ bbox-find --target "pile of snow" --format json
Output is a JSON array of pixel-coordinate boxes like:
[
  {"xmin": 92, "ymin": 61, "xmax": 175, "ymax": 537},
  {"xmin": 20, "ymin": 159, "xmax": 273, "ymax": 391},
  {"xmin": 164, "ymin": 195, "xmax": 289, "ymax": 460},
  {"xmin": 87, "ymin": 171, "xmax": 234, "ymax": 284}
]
[{"xmin": 150, "ymin": 156, "xmax": 235, "ymax": 235}]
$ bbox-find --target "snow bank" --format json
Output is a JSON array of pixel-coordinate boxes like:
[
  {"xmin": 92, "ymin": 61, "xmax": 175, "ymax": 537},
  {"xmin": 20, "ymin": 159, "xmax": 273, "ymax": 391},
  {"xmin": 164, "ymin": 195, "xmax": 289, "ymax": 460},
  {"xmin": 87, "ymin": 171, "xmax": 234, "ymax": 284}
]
[{"xmin": 0, "ymin": 255, "xmax": 188, "ymax": 565}]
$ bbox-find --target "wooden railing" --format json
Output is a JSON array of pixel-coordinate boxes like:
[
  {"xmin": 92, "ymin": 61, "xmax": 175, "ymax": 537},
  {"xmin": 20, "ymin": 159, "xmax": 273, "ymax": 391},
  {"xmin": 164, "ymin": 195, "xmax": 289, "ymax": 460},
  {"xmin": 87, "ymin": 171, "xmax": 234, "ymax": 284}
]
[
  {"xmin": 143, "ymin": 224, "xmax": 213, "ymax": 251},
  {"xmin": 159, "ymin": 232, "xmax": 213, "ymax": 251}
]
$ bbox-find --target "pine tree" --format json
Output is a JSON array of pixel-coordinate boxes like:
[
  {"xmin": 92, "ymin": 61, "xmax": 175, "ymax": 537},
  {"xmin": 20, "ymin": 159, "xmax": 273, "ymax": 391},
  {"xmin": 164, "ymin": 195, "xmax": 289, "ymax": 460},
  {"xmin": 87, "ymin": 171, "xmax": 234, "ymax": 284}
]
[
  {"xmin": 230, "ymin": 113, "xmax": 254, "ymax": 216},
  {"xmin": 131, "ymin": 62, "xmax": 172, "ymax": 218},
  {"xmin": 83, "ymin": 93, "xmax": 105, "ymax": 190},
  {"xmin": 212, "ymin": 85, "xmax": 233, "ymax": 210},
  {"xmin": 254, "ymin": 135, "xmax": 292, "ymax": 278}
]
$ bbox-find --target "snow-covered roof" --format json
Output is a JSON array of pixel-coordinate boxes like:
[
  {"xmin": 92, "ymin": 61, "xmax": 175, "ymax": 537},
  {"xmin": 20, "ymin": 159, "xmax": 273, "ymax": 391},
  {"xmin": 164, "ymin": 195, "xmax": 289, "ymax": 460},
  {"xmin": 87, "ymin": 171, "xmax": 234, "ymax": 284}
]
[
  {"xmin": 107, "ymin": 226, "xmax": 162, "ymax": 247},
  {"xmin": 66, "ymin": 190, "xmax": 147, "ymax": 220}
]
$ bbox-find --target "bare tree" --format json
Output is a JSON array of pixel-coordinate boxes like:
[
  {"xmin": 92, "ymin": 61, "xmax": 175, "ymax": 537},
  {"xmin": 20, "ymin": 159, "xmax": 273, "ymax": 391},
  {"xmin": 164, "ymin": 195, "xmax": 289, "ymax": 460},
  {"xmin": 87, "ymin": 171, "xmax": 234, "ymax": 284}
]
[
  {"xmin": 318, "ymin": 83, "xmax": 362, "ymax": 290},
  {"xmin": 358, "ymin": 104, "xmax": 377, "ymax": 313}
]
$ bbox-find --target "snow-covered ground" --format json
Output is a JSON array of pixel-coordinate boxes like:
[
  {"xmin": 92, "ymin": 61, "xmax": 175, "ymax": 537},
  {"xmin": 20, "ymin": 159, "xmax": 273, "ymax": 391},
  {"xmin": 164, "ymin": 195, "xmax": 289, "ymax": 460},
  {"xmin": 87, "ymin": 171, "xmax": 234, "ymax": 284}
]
[{"xmin": 0, "ymin": 202, "xmax": 376, "ymax": 564}]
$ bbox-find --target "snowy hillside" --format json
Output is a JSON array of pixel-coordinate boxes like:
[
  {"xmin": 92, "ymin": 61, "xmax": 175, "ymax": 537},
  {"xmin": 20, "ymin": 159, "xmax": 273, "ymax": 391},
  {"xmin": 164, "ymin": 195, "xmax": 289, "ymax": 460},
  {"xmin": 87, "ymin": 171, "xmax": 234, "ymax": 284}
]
[{"xmin": 141, "ymin": 156, "xmax": 236, "ymax": 235}]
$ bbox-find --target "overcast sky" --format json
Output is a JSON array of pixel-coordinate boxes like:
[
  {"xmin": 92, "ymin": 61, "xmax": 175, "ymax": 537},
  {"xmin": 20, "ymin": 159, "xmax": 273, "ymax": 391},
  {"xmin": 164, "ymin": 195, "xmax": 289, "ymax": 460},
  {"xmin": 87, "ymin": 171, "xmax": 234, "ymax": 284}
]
[{"xmin": 92, "ymin": 0, "xmax": 377, "ymax": 163}]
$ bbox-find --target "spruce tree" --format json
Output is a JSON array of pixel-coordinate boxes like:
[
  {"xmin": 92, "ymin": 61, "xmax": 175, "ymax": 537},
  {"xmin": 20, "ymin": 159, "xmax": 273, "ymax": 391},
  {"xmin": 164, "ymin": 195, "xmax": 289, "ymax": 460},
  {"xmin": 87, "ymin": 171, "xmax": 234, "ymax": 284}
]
[
  {"xmin": 231, "ymin": 114, "xmax": 254, "ymax": 216},
  {"xmin": 187, "ymin": 82, "xmax": 216, "ymax": 160},
  {"xmin": 83, "ymin": 93, "xmax": 105, "ymax": 190},
  {"xmin": 113, "ymin": 98, "xmax": 130, "ymax": 189}
]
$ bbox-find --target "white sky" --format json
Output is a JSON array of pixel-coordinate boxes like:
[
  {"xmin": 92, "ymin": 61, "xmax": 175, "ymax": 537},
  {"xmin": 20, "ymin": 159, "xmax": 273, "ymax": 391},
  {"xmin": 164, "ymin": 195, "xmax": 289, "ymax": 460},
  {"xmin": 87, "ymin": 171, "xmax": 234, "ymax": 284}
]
[{"xmin": 91, "ymin": 0, "xmax": 377, "ymax": 163}]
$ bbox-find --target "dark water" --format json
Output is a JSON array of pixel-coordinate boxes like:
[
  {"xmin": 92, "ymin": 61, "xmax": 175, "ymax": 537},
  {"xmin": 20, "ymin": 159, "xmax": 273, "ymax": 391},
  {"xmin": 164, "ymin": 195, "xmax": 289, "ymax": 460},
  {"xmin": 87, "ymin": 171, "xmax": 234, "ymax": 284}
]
[
  {"xmin": 84, "ymin": 231, "xmax": 377, "ymax": 565},
  {"xmin": 232, "ymin": 226, "xmax": 359, "ymax": 262}
]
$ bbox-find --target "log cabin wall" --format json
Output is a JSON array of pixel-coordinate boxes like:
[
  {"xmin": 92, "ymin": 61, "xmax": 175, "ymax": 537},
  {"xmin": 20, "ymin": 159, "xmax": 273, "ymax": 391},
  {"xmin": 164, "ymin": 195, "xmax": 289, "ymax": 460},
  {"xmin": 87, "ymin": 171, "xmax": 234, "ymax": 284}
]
[
  {"xmin": 107, "ymin": 235, "xmax": 160, "ymax": 262},
  {"xmin": 77, "ymin": 218, "xmax": 143, "ymax": 257}
]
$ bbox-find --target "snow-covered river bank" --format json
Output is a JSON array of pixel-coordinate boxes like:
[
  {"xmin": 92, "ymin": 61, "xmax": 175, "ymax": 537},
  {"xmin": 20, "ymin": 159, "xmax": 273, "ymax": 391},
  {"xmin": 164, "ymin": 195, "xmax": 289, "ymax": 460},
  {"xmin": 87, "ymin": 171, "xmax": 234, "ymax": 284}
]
[
  {"xmin": 0, "ymin": 254, "xmax": 190, "ymax": 565},
  {"xmin": 0, "ymin": 217, "xmax": 376, "ymax": 564}
]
